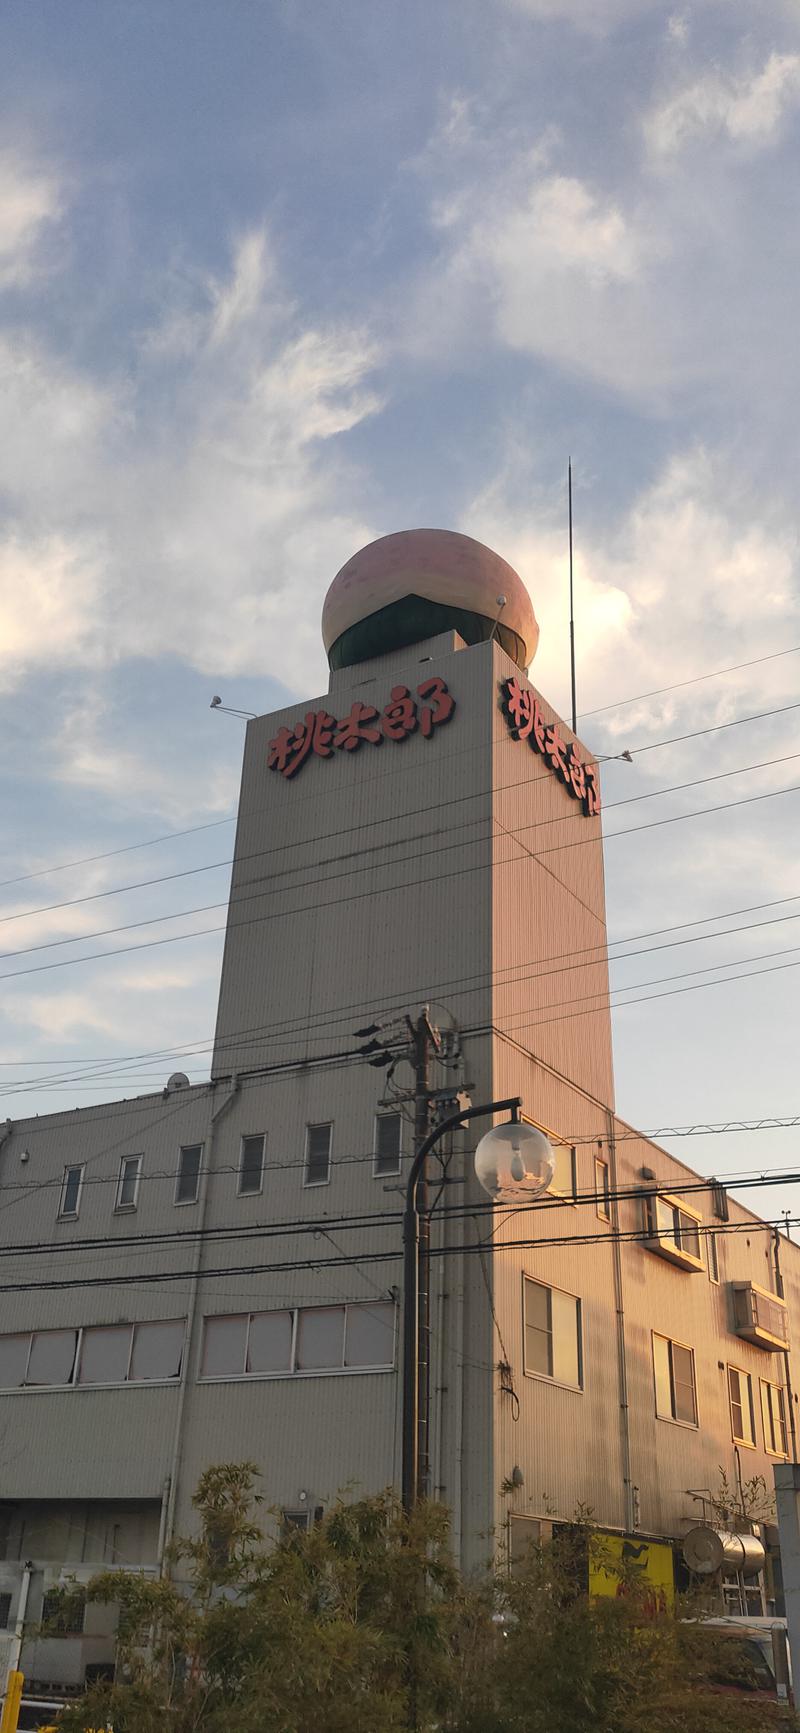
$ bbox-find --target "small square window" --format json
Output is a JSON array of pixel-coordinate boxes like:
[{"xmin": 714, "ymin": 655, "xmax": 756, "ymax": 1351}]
[
  {"xmin": 238, "ymin": 1135, "xmax": 265, "ymax": 1197},
  {"xmin": 374, "ymin": 1114, "xmax": 402, "ymax": 1178},
  {"xmin": 175, "ymin": 1144, "xmax": 202, "ymax": 1205},
  {"xmin": 59, "ymin": 1165, "xmax": 84, "ymax": 1218},
  {"xmin": 116, "ymin": 1155, "xmax": 141, "ymax": 1211},
  {"xmin": 305, "ymin": 1123, "xmax": 332, "ymax": 1187}
]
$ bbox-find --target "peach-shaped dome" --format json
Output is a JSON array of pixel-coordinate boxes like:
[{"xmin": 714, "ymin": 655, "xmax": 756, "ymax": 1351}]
[{"xmin": 321, "ymin": 528, "xmax": 538, "ymax": 672}]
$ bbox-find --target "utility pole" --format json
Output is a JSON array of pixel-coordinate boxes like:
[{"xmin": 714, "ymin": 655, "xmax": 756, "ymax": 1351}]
[{"xmin": 407, "ymin": 1007, "xmax": 440, "ymax": 1501}]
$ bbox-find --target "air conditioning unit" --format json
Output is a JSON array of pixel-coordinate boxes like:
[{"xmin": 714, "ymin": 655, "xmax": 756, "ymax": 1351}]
[{"xmin": 731, "ymin": 1282, "xmax": 790, "ymax": 1351}]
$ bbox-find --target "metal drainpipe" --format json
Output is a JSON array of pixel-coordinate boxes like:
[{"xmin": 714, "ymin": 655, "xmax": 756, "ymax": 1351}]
[
  {"xmin": 773, "ymin": 1228, "xmax": 798, "ymax": 1460},
  {"xmin": 162, "ymin": 1076, "xmax": 240, "ymax": 1566},
  {"xmin": 5, "ymin": 1561, "xmax": 33, "ymax": 1686},
  {"xmin": 606, "ymin": 1110, "xmax": 635, "ymax": 1533},
  {"xmin": 452, "ymin": 1245, "xmax": 466, "ymax": 1567}
]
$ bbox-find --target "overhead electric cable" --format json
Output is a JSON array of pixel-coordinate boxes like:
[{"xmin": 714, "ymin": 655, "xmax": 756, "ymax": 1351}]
[{"xmin": 580, "ymin": 643, "xmax": 800, "ymax": 718}]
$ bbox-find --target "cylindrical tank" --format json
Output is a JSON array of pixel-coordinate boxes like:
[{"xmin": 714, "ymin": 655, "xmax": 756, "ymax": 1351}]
[{"xmin": 682, "ymin": 1525, "xmax": 766, "ymax": 1577}]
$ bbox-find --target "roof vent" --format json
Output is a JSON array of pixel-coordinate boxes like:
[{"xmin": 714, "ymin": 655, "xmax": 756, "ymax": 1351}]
[{"xmin": 165, "ymin": 1072, "xmax": 190, "ymax": 1093}]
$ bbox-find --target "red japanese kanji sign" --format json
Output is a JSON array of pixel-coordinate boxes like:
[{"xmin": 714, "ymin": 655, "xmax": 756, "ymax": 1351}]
[
  {"xmin": 268, "ymin": 676, "xmax": 456, "ymax": 779},
  {"xmin": 500, "ymin": 676, "xmax": 600, "ymax": 817}
]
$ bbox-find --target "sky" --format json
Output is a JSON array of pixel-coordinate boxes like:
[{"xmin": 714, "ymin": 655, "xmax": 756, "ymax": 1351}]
[{"xmin": 1, "ymin": 0, "xmax": 799, "ymax": 1219}]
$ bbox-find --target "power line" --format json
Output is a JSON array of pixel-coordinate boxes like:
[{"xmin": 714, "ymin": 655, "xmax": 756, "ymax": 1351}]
[
  {"xmin": 4, "ymin": 748, "xmax": 798, "ymax": 974},
  {"xmin": 580, "ymin": 643, "xmax": 800, "ymax": 718},
  {"xmin": 2, "ymin": 777, "xmax": 799, "ymax": 995}
]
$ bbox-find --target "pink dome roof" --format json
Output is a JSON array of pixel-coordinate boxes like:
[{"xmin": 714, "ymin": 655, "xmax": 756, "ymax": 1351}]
[{"xmin": 321, "ymin": 528, "xmax": 539, "ymax": 667}]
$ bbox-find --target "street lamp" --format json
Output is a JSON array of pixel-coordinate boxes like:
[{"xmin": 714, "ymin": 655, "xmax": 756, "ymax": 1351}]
[{"xmin": 401, "ymin": 1098, "xmax": 553, "ymax": 1513}]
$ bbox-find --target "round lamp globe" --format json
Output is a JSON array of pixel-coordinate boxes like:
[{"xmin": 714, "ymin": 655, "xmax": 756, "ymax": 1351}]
[{"xmin": 474, "ymin": 1120, "xmax": 554, "ymax": 1202}]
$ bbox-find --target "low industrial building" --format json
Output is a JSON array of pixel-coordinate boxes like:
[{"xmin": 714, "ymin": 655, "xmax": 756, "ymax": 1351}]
[{"xmin": 1, "ymin": 528, "xmax": 796, "ymax": 1692}]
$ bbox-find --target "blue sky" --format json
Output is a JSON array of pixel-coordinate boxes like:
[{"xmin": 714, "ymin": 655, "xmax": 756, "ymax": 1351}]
[{"xmin": 1, "ymin": 0, "xmax": 799, "ymax": 1216}]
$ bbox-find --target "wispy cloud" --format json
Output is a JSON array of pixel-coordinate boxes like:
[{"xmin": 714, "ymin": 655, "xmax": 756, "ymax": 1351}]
[
  {"xmin": 645, "ymin": 50, "xmax": 800, "ymax": 158},
  {"xmin": 0, "ymin": 149, "xmax": 62, "ymax": 287}
]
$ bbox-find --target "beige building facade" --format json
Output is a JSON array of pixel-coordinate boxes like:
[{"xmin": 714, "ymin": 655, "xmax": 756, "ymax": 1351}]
[{"xmin": 0, "ymin": 531, "xmax": 795, "ymax": 1692}]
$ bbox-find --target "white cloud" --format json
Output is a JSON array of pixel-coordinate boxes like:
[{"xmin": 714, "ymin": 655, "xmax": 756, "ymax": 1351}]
[
  {"xmin": 462, "ymin": 444, "xmax": 800, "ymax": 751},
  {"xmin": 0, "ymin": 151, "xmax": 61, "ymax": 287},
  {"xmin": 646, "ymin": 51, "xmax": 800, "ymax": 157},
  {"xmin": 0, "ymin": 227, "xmax": 382, "ymax": 694}
]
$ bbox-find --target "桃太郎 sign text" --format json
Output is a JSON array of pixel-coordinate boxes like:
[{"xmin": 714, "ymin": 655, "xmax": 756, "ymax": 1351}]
[
  {"xmin": 500, "ymin": 677, "xmax": 600, "ymax": 817},
  {"xmin": 268, "ymin": 676, "xmax": 456, "ymax": 780}
]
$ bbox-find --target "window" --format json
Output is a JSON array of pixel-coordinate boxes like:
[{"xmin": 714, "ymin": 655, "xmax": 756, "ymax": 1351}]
[
  {"xmin": 116, "ymin": 1155, "xmax": 141, "ymax": 1210},
  {"xmin": 641, "ymin": 1191, "xmax": 704, "ymax": 1270},
  {"xmin": 238, "ymin": 1134, "xmax": 265, "ymax": 1197},
  {"xmin": 548, "ymin": 1144, "xmax": 576, "ymax": 1200},
  {"xmin": 175, "ymin": 1144, "xmax": 202, "ymax": 1205},
  {"xmin": 761, "ymin": 1380, "xmax": 788, "ymax": 1457},
  {"xmin": 0, "ymin": 1321, "xmax": 185, "ymax": 1390},
  {"xmin": 0, "ymin": 1592, "xmax": 12, "ymax": 1629},
  {"xmin": 595, "ymin": 1158, "xmax": 610, "ymax": 1222},
  {"xmin": 305, "ymin": 1123, "xmax": 332, "ymax": 1186},
  {"xmin": 523, "ymin": 1277, "xmax": 582, "ymax": 1389},
  {"xmin": 26, "ymin": 1330, "xmax": 78, "ymax": 1387},
  {"xmin": 707, "ymin": 1231, "xmax": 720, "ymax": 1283},
  {"xmin": 652, "ymin": 1333, "xmax": 697, "ymax": 1425},
  {"xmin": 199, "ymin": 1301, "xmax": 395, "ymax": 1380},
  {"xmin": 374, "ymin": 1113, "xmax": 402, "ymax": 1177},
  {"xmin": 41, "ymin": 1588, "xmax": 86, "ymax": 1636},
  {"xmin": 59, "ymin": 1165, "xmax": 84, "ymax": 1218},
  {"xmin": 728, "ymin": 1365, "xmax": 756, "ymax": 1446}
]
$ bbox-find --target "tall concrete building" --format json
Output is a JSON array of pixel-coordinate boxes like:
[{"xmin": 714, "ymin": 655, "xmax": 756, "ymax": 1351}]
[{"xmin": 1, "ymin": 529, "xmax": 796, "ymax": 1693}]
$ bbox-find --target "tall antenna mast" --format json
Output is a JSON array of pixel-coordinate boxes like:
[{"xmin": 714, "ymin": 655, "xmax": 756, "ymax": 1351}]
[{"xmin": 568, "ymin": 458, "xmax": 577, "ymax": 734}]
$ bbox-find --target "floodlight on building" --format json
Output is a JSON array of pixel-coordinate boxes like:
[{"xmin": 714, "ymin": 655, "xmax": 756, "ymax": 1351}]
[{"xmin": 473, "ymin": 1116, "xmax": 554, "ymax": 1202}]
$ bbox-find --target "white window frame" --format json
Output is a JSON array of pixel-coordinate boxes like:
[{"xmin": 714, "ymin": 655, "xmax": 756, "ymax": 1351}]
[
  {"xmin": 373, "ymin": 1112, "xmax": 403, "ymax": 1178},
  {"xmin": 59, "ymin": 1164, "xmax": 85, "ymax": 1219},
  {"xmin": 304, "ymin": 1122, "xmax": 333, "ymax": 1188},
  {"xmin": 115, "ymin": 1154, "xmax": 141, "ymax": 1211},
  {"xmin": 652, "ymin": 1331, "xmax": 698, "ymax": 1428},
  {"xmin": 175, "ymin": 1143, "xmax": 203, "ymax": 1206},
  {"xmin": 198, "ymin": 1300, "xmax": 396, "ymax": 1383},
  {"xmin": 522, "ymin": 1275, "xmax": 583, "ymax": 1392},
  {"xmin": 641, "ymin": 1190, "xmax": 704, "ymax": 1271},
  {"xmin": 522, "ymin": 1118, "xmax": 576, "ymax": 1202},
  {"xmin": 0, "ymin": 1319, "xmax": 186, "ymax": 1392},
  {"xmin": 728, "ymin": 1363, "xmax": 756, "ymax": 1448},
  {"xmin": 760, "ymin": 1378, "xmax": 789, "ymax": 1458},
  {"xmin": 595, "ymin": 1157, "xmax": 610, "ymax": 1222},
  {"xmin": 237, "ymin": 1133, "xmax": 266, "ymax": 1198}
]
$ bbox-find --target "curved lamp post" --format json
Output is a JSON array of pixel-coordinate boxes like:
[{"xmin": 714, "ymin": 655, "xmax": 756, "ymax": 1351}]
[{"xmin": 401, "ymin": 1098, "xmax": 554, "ymax": 1513}]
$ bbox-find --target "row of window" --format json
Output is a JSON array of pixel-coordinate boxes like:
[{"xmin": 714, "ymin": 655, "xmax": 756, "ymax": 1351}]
[
  {"xmin": 524, "ymin": 1272, "xmax": 789, "ymax": 1456},
  {"xmin": 0, "ymin": 1302, "xmax": 396, "ymax": 1391},
  {"xmin": 58, "ymin": 1114, "xmax": 405, "ymax": 1219}
]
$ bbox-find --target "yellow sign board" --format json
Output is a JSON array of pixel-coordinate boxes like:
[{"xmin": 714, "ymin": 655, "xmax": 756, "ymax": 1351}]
[{"xmin": 589, "ymin": 1533, "xmax": 675, "ymax": 1613}]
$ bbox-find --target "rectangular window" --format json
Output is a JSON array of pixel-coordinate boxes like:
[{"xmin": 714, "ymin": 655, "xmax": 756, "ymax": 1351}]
[
  {"xmin": 595, "ymin": 1158, "xmax": 610, "ymax": 1222},
  {"xmin": 128, "ymin": 1319, "xmax": 184, "ymax": 1382},
  {"xmin": 0, "ymin": 1592, "xmax": 11, "ymax": 1630},
  {"xmin": 642, "ymin": 1192, "xmax": 704, "ymax": 1270},
  {"xmin": 175, "ymin": 1144, "xmax": 202, "ymax": 1205},
  {"xmin": 728, "ymin": 1365, "xmax": 756, "ymax": 1446},
  {"xmin": 199, "ymin": 1302, "xmax": 395, "ymax": 1380},
  {"xmin": 0, "ymin": 1335, "xmax": 32, "ymax": 1388},
  {"xmin": 548, "ymin": 1144, "xmax": 576, "ymax": 1200},
  {"xmin": 760, "ymin": 1380, "xmax": 788, "ymax": 1457},
  {"xmin": 26, "ymin": 1330, "xmax": 78, "ymax": 1387},
  {"xmin": 374, "ymin": 1114, "xmax": 402, "ymax": 1178},
  {"xmin": 116, "ymin": 1155, "xmax": 141, "ymax": 1210},
  {"xmin": 523, "ymin": 1277, "xmax": 582, "ymax": 1389},
  {"xmin": 707, "ymin": 1231, "xmax": 720, "ymax": 1283},
  {"xmin": 41, "ymin": 1589, "xmax": 86, "ymax": 1636},
  {"xmin": 652, "ymin": 1333, "xmax": 698, "ymax": 1425},
  {"xmin": 238, "ymin": 1134, "xmax": 265, "ymax": 1197},
  {"xmin": 305, "ymin": 1123, "xmax": 332, "ymax": 1187},
  {"xmin": 78, "ymin": 1326, "xmax": 131, "ymax": 1385},
  {"xmin": 59, "ymin": 1165, "xmax": 84, "ymax": 1218}
]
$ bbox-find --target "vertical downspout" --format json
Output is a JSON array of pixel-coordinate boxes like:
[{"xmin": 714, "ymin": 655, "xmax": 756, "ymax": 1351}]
[
  {"xmin": 607, "ymin": 1111, "xmax": 635, "ymax": 1532},
  {"xmin": 5, "ymin": 1561, "xmax": 32, "ymax": 1685},
  {"xmin": 452, "ymin": 1242, "xmax": 466, "ymax": 1567},
  {"xmin": 162, "ymin": 1076, "xmax": 240, "ymax": 1566},
  {"xmin": 773, "ymin": 1228, "xmax": 798, "ymax": 1460}
]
